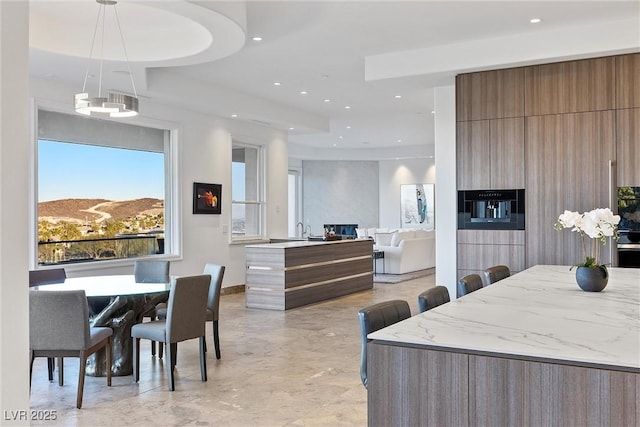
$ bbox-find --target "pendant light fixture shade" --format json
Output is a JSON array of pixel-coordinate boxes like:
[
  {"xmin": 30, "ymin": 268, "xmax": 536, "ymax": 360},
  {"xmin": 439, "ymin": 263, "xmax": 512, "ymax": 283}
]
[{"xmin": 75, "ymin": 0, "xmax": 139, "ymax": 118}]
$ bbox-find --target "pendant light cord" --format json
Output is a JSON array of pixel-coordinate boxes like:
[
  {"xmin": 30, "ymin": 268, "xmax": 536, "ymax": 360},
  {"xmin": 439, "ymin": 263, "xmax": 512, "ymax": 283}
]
[
  {"xmin": 113, "ymin": 4, "xmax": 138, "ymax": 98},
  {"xmin": 81, "ymin": 3, "xmax": 104, "ymax": 94}
]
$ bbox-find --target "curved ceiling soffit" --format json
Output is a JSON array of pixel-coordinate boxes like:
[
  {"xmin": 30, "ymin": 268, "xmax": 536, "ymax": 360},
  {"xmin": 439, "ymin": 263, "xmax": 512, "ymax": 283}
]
[{"xmin": 29, "ymin": 0, "xmax": 247, "ymax": 68}]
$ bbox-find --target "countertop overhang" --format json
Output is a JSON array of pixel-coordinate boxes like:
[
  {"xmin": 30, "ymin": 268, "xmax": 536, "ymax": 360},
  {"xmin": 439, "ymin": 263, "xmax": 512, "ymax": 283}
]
[{"xmin": 369, "ymin": 265, "xmax": 640, "ymax": 372}]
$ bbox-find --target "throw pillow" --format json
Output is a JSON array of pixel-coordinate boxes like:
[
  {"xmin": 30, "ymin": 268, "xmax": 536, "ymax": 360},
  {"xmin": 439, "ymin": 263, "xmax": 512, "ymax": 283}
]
[
  {"xmin": 355, "ymin": 228, "xmax": 367, "ymax": 239},
  {"xmin": 375, "ymin": 232, "xmax": 394, "ymax": 246}
]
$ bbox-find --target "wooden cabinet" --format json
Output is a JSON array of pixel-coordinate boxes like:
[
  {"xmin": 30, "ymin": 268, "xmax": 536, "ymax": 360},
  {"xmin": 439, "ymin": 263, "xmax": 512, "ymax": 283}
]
[
  {"xmin": 617, "ymin": 108, "xmax": 640, "ymax": 186},
  {"xmin": 525, "ymin": 111, "xmax": 615, "ymax": 267},
  {"xmin": 616, "ymin": 53, "xmax": 640, "ymax": 109},
  {"xmin": 524, "ymin": 56, "xmax": 615, "ymax": 116},
  {"xmin": 456, "ymin": 68, "xmax": 524, "ymax": 121},
  {"xmin": 457, "ymin": 230, "xmax": 525, "ymax": 280},
  {"xmin": 457, "ymin": 118, "xmax": 524, "ymax": 190}
]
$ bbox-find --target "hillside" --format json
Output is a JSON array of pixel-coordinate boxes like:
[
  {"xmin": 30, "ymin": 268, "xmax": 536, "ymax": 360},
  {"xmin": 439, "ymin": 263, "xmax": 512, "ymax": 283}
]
[{"xmin": 38, "ymin": 198, "xmax": 164, "ymax": 223}]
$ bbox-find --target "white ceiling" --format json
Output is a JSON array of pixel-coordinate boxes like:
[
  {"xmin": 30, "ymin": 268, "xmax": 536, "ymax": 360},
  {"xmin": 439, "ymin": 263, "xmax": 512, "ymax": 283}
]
[{"xmin": 29, "ymin": 0, "xmax": 640, "ymax": 159}]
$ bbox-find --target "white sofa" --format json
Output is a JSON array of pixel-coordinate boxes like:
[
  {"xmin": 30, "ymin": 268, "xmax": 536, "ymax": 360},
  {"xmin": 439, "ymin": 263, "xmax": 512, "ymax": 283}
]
[{"xmin": 358, "ymin": 228, "xmax": 436, "ymax": 275}]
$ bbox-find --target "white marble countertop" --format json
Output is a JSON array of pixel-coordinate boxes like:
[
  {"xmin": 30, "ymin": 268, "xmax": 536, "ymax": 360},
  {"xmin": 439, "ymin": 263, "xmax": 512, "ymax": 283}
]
[{"xmin": 369, "ymin": 265, "xmax": 640, "ymax": 371}]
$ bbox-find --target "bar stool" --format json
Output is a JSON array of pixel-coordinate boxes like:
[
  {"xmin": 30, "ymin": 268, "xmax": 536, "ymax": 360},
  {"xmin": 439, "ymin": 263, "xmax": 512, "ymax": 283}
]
[
  {"xmin": 418, "ymin": 286, "xmax": 450, "ymax": 312},
  {"xmin": 483, "ymin": 265, "xmax": 511, "ymax": 285}
]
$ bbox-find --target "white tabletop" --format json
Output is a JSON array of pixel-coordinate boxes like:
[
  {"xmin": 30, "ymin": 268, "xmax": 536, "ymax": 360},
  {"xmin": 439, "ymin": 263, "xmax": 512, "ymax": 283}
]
[
  {"xmin": 368, "ymin": 265, "xmax": 640, "ymax": 371},
  {"xmin": 30, "ymin": 275, "xmax": 171, "ymax": 298}
]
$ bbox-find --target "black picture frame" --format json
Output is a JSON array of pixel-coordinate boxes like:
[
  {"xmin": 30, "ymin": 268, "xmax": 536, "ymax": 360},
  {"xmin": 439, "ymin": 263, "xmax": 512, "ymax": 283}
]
[{"xmin": 193, "ymin": 182, "xmax": 221, "ymax": 214}]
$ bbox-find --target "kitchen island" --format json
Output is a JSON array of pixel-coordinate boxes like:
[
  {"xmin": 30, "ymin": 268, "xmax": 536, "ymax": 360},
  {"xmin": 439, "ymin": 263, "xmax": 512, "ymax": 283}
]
[
  {"xmin": 245, "ymin": 239, "xmax": 373, "ymax": 310},
  {"xmin": 367, "ymin": 265, "xmax": 640, "ymax": 426}
]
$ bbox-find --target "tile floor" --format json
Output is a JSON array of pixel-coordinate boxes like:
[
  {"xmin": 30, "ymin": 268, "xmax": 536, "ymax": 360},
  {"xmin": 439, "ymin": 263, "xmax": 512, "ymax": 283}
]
[{"xmin": 30, "ymin": 273, "xmax": 435, "ymax": 426}]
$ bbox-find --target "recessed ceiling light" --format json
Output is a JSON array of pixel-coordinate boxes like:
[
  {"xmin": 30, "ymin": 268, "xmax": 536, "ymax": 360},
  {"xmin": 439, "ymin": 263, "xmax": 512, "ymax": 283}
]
[
  {"xmin": 344, "ymin": 105, "xmax": 351, "ymax": 109},
  {"xmin": 252, "ymin": 36, "xmax": 263, "ymax": 41},
  {"xmin": 339, "ymin": 135, "xmax": 343, "ymax": 139},
  {"xmin": 273, "ymin": 82, "xmax": 281, "ymax": 86},
  {"xmin": 346, "ymin": 126, "xmax": 351, "ymax": 129},
  {"xmin": 300, "ymin": 91, "xmax": 308, "ymax": 95},
  {"xmin": 431, "ymin": 110, "xmax": 436, "ymax": 114},
  {"xmin": 332, "ymin": 143, "xmax": 337, "ymax": 147},
  {"xmin": 289, "ymin": 127, "xmax": 295, "ymax": 130},
  {"xmin": 395, "ymin": 95, "xmax": 402, "ymax": 99},
  {"xmin": 530, "ymin": 18, "xmax": 541, "ymax": 24},
  {"xmin": 324, "ymin": 99, "xmax": 331, "ymax": 103},
  {"xmin": 428, "ymin": 156, "xmax": 434, "ymax": 159},
  {"xmin": 231, "ymin": 114, "xmax": 238, "ymax": 118},
  {"xmin": 397, "ymin": 139, "xmax": 402, "ymax": 143}
]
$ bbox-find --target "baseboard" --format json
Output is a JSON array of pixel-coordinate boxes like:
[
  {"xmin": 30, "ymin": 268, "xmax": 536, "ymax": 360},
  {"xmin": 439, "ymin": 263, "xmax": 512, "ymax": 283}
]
[{"xmin": 221, "ymin": 284, "xmax": 245, "ymax": 295}]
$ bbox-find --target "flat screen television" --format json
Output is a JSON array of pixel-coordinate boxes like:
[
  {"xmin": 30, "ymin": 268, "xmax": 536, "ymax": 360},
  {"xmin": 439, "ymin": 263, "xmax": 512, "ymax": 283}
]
[{"xmin": 324, "ymin": 224, "xmax": 358, "ymax": 238}]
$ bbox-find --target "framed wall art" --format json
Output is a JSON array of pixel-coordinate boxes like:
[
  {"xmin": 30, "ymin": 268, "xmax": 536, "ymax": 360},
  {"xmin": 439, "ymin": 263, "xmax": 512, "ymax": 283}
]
[
  {"xmin": 193, "ymin": 182, "xmax": 221, "ymax": 214},
  {"xmin": 400, "ymin": 184, "xmax": 434, "ymax": 229}
]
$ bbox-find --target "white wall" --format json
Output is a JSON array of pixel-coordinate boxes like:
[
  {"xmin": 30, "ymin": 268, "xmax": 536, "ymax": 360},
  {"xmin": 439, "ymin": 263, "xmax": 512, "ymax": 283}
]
[
  {"xmin": 29, "ymin": 77, "xmax": 289, "ymax": 289},
  {"xmin": 302, "ymin": 160, "xmax": 379, "ymax": 235},
  {"xmin": 434, "ymin": 85, "xmax": 458, "ymax": 299},
  {"xmin": 378, "ymin": 158, "xmax": 435, "ymax": 229},
  {"xmin": 1, "ymin": 1, "xmax": 31, "ymax": 421}
]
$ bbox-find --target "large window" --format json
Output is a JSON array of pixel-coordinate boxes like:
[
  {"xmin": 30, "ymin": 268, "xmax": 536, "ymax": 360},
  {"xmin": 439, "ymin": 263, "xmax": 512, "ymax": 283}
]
[
  {"xmin": 231, "ymin": 143, "xmax": 264, "ymax": 241},
  {"xmin": 35, "ymin": 109, "xmax": 174, "ymax": 266}
]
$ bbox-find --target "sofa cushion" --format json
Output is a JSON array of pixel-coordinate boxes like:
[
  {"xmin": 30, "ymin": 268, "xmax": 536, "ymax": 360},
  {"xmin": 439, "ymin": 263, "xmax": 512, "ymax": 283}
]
[
  {"xmin": 391, "ymin": 231, "xmax": 414, "ymax": 247},
  {"xmin": 375, "ymin": 232, "xmax": 394, "ymax": 246}
]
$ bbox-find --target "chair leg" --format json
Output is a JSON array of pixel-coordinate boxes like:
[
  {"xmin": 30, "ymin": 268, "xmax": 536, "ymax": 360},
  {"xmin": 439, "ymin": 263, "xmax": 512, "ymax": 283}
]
[
  {"xmin": 165, "ymin": 342, "xmax": 175, "ymax": 391},
  {"xmin": 133, "ymin": 338, "xmax": 140, "ymax": 382},
  {"xmin": 199, "ymin": 336, "xmax": 207, "ymax": 382},
  {"xmin": 29, "ymin": 351, "xmax": 35, "ymax": 390},
  {"xmin": 158, "ymin": 342, "xmax": 163, "ymax": 359},
  {"xmin": 170, "ymin": 343, "xmax": 177, "ymax": 369},
  {"xmin": 151, "ymin": 340, "xmax": 156, "ymax": 357},
  {"xmin": 77, "ymin": 351, "xmax": 86, "ymax": 409},
  {"xmin": 58, "ymin": 357, "xmax": 64, "ymax": 386},
  {"xmin": 106, "ymin": 337, "xmax": 112, "ymax": 387},
  {"xmin": 213, "ymin": 320, "xmax": 221, "ymax": 359},
  {"xmin": 47, "ymin": 357, "xmax": 54, "ymax": 381}
]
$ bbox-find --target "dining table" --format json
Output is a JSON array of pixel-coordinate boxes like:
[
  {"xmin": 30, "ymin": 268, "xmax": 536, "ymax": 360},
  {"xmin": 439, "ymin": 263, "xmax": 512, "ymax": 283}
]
[{"xmin": 31, "ymin": 275, "xmax": 171, "ymax": 377}]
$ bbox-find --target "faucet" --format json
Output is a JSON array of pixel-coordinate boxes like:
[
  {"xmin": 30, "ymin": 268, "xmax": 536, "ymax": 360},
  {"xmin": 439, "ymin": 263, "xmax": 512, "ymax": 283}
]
[
  {"xmin": 305, "ymin": 225, "xmax": 312, "ymax": 237},
  {"xmin": 296, "ymin": 222, "xmax": 304, "ymax": 238}
]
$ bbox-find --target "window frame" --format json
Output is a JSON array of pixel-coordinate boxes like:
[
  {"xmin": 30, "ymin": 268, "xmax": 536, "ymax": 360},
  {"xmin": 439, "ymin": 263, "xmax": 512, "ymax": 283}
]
[
  {"xmin": 30, "ymin": 102, "xmax": 182, "ymax": 271},
  {"xmin": 230, "ymin": 140, "xmax": 266, "ymax": 243}
]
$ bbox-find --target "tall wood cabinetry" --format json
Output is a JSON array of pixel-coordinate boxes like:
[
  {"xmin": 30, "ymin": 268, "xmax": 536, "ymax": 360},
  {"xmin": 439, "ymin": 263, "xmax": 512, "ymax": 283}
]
[
  {"xmin": 456, "ymin": 53, "xmax": 639, "ymax": 274},
  {"xmin": 456, "ymin": 68, "xmax": 525, "ymax": 278}
]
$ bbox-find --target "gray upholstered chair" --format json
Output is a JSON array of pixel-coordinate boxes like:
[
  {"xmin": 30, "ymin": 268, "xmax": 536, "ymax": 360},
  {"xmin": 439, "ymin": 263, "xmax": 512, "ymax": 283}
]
[
  {"xmin": 131, "ymin": 274, "xmax": 211, "ymax": 391},
  {"xmin": 358, "ymin": 300, "xmax": 411, "ymax": 388},
  {"xmin": 29, "ymin": 268, "xmax": 67, "ymax": 287},
  {"xmin": 29, "ymin": 290, "xmax": 113, "ymax": 409},
  {"xmin": 418, "ymin": 285, "xmax": 450, "ymax": 313},
  {"xmin": 157, "ymin": 263, "xmax": 226, "ymax": 359},
  {"xmin": 134, "ymin": 260, "xmax": 170, "ymax": 356},
  {"xmin": 457, "ymin": 274, "xmax": 484, "ymax": 298},
  {"xmin": 483, "ymin": 265, "xmax": 511, "ymax": 285},
  {"xmin": 28, "ymin": 268, "xmax": 68, "ymax": 380},
  {"xmin": 134, "ymin": 260, "xmax": 170, "ymax": 283}
]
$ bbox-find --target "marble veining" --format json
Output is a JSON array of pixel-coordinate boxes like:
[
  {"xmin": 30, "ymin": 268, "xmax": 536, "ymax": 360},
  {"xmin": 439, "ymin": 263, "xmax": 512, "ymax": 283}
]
[{"xmin": 369, "ymin": 265, "xmax": 640, "ymax": 370}]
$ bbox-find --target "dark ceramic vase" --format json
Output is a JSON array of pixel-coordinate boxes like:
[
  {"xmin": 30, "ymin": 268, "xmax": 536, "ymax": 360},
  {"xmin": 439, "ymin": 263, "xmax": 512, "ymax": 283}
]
[{"xmin": 575, "ymin": 266, "xmax": 609, "ymax": 292}]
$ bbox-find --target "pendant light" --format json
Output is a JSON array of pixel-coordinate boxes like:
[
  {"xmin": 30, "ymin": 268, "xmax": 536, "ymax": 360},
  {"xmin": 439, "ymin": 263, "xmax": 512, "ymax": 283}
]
[{"xmin": 75, "ymin": 0, "xmax": 139, "ymax": 118}]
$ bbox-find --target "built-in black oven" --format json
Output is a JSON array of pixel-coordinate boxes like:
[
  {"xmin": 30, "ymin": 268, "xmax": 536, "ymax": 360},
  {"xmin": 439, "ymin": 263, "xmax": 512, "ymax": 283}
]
[
  {"xmin": 458, "ymin": 189, "xmax": 525, "ymax": 230},
  {"xmin": 617, "ymin": 186, "xmax": 640, "ymax": 268}
]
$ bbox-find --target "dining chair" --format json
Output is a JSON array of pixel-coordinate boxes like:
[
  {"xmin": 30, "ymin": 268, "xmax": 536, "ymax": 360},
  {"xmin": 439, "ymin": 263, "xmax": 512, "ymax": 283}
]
[
  {"xmin": 28, "ymin": 268, "xmax": 67, "ymax": 381},
  {"xmin": 134, "ymin": 260, "xmax": 170, "ymax": 356},
  {"xmin": 457, "ymin": 274, "xmax": 484, "ymax": 298},
  {"xmin": 29, "ymin": 268, "xmax": 67, "ymax": 287},
  {"xmin": 131, "ymin": 274, "xmax": 211, "ymax": 391},
  {"xmin": 157, "ymin": 263, "xmax": 226, "ymax": 359},
  {"xmin": 29, "ymin": 290, "xmax": 113, "ymax": 409},
  {"xmin": 357, "ymin": 299, "xmax": 411, "ymax": 388},
  {"xmin": 418, "ymin": 285, "xmax": 450, "ymax": 313},
  {"xmin": 483, "ymin": 265, "xmax": 511, "ymax": 285}
]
